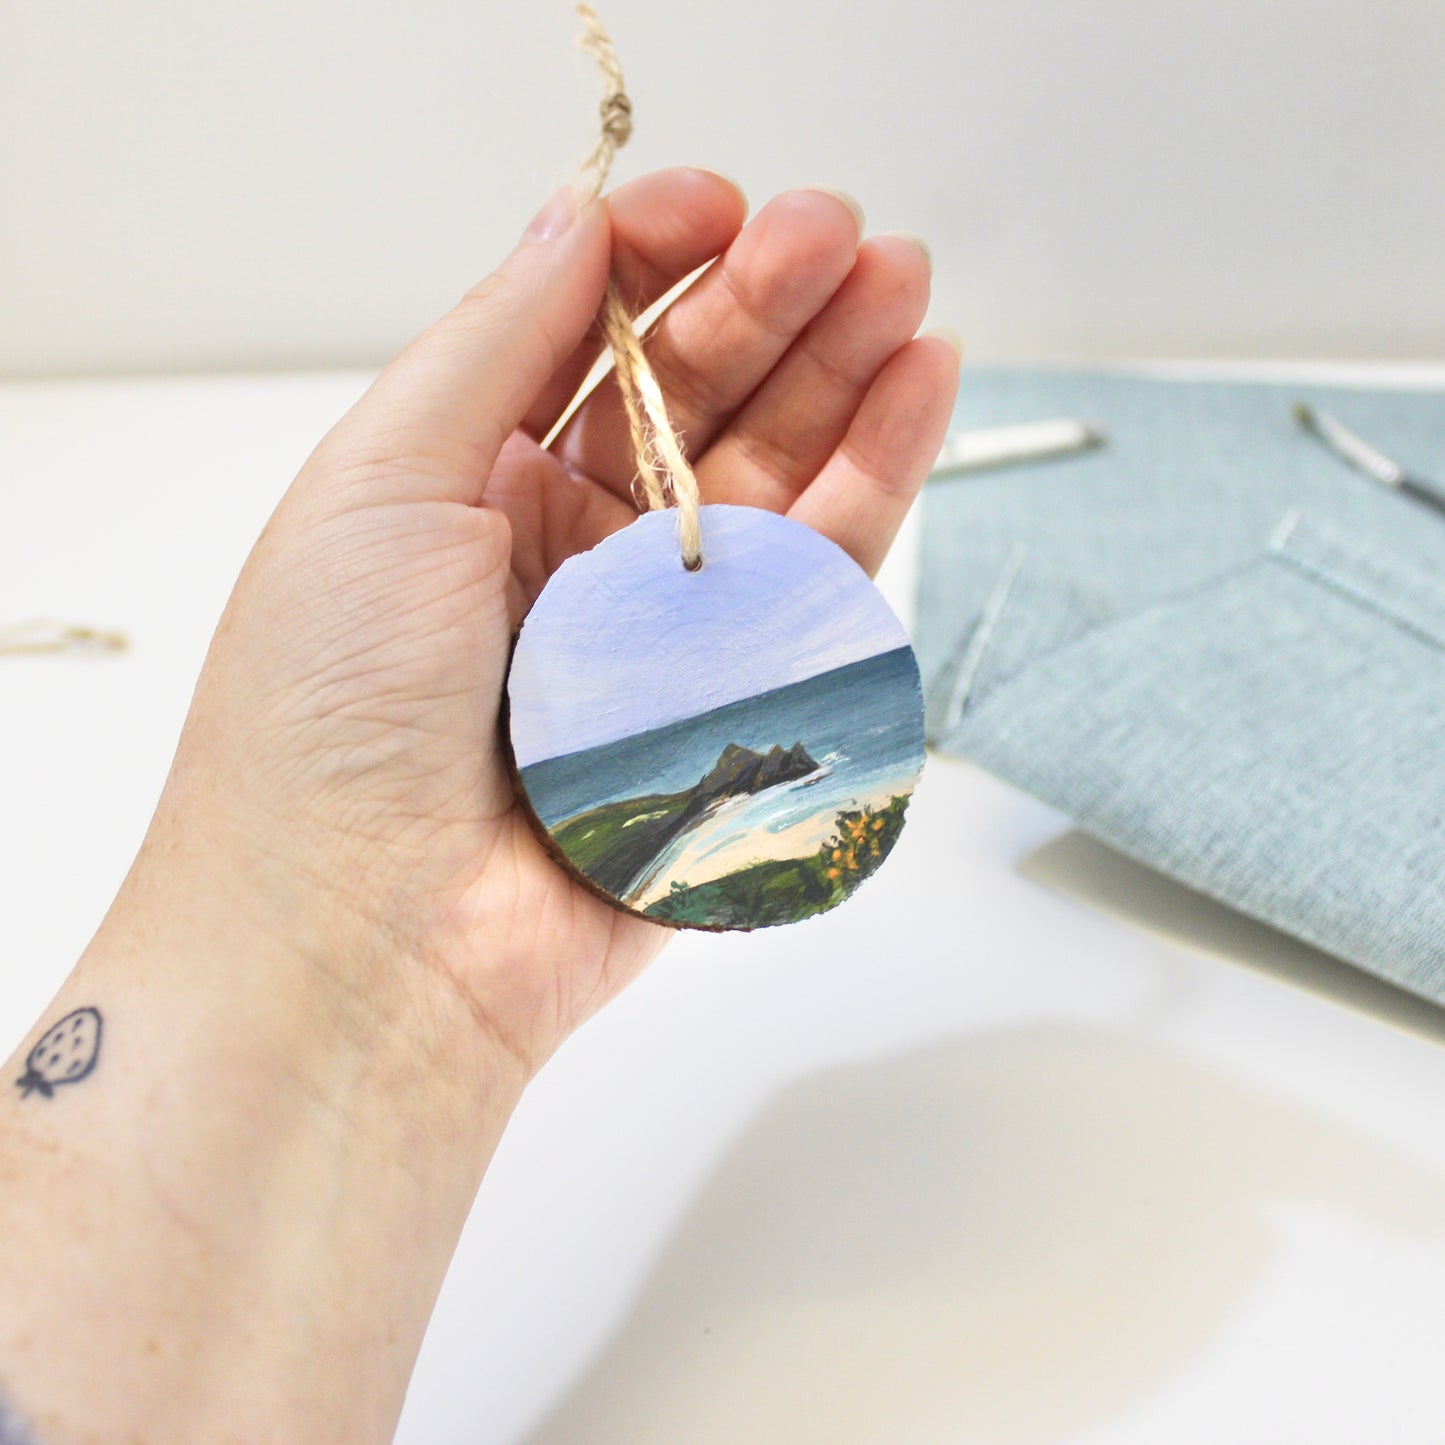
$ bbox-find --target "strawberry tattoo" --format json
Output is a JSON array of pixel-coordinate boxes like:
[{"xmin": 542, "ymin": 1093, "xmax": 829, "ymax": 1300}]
[{"xmin": 15, "ymin": 1008, "xmax": 102, "ymax": 1098}]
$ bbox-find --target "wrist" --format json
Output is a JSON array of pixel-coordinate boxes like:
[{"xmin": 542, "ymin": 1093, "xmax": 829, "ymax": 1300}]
[
  {"xmin": 1, "ymin": 807, "xmax": 526, "ymax": 1442},
  {"xmin": 99, "ymin": 788, "xmax": 530, "ymax": 1130}
]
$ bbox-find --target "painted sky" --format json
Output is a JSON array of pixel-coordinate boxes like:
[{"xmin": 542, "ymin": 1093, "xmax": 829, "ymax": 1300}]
[{"xmin": 509, "ymin": 506, "xmax": 911, "ymax": 767}]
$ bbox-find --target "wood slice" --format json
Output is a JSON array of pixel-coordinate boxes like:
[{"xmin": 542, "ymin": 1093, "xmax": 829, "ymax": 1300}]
[{"xmin": 506, "ymin": 504, "xmax": 925, "ymax": 932}]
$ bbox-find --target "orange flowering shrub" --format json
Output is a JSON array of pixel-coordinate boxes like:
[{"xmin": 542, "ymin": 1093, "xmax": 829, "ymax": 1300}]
[{"xmin": 815, "ymin": 794, "xmax": 910, "ymax": 901}]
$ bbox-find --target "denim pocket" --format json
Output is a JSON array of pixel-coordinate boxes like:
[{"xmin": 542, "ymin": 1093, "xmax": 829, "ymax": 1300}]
[{"xmin": 930, "ymin": 514, "xmax": 1445, "ymax": 999}]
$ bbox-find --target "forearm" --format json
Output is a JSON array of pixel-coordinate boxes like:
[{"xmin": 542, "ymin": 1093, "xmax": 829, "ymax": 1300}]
[{"xmin": 0, "ymin": 818, "xmax": 521, "ymax": 1444}]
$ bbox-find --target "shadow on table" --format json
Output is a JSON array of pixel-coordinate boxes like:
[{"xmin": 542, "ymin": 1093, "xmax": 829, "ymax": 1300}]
[
  {"xmin": 1021, "ymin": 828, "xmax": 1445, "ymax": 1044},
  {"xmin": 523, "ymin": 1025, "xmax": 1445, "ymax": 1445}
]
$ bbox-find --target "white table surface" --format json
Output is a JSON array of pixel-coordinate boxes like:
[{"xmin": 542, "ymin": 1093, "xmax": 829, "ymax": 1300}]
[{"xmin": 3, "ymin": 367, "xmax": 1445, "ymax": 1444}]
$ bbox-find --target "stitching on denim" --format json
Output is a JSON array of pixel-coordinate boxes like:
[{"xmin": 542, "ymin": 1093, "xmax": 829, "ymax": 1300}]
[
  {"xmin": 928, "ymin": 552, "xmax": 1269, "ymax": 743},
  {"xmin": 922, "ymin": 623, "xmax": 973, "ymax": 739},
  {"xmin": 932, "ymin": 544, "xmax": 1027, "ymax": 736},
  {"xmin": 1268, "ymin": 509, "xmax": 1303, "ymax": 552},
  {"xmin": 1270, "ymin": 515, "xmax": 1445, "ymax": 655}
]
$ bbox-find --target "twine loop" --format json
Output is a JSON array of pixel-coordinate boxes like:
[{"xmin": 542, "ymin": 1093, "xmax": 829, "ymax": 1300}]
[{"xmin": 574, "ymin": 4, "xmax": 704, "ymax": 570}]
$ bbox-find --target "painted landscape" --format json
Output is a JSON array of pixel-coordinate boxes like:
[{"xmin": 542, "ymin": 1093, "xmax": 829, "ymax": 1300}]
[
  {"xmin": 507, "ymin": 506, "xmax": 928, "ymax": 931},
  {"xmin": 519, "ymin": 646, "xmax": 925, "ymax": 929}
]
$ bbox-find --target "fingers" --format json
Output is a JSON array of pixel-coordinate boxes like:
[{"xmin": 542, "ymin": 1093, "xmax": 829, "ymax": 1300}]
[
  {"xmin": 788, "ymin": 334, "xmax": 960, "ymax": 577},
  {"xmin": 552, "ymin": 187, "xmax": 864, "ymax": 496},
  {"xmin": 696, "ymin": 232, "xmax": 933, "ymax": 510},
  {"xmin": 519, "ymin": 167, "xmax": 749, "ymax": 441},
  {"xmin": 312, "ymin": 185, "xmax": 612, "ymax": 507},
  {"xmin": 480, "ymin": 435, "xmax": 638, "ymax": 609}
]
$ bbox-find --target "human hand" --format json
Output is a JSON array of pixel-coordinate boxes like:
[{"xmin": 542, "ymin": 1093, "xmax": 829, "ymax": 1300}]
[
  {"xmin": 0, "ymin": 169, "xmax": 957, "ymax": 1441},
  {"xmin": 147, "ymin": 167, "xmax": 958, "ymax": 1079}
]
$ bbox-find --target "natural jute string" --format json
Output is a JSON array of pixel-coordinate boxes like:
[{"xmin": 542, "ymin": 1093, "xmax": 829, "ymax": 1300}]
[
  {"xmin": 573, "ymin": 4, "xmax": 705, "ymax": 570},
  {"xmin": 0, "ymin": 620, "xmax": 127, "ymax": 657}
]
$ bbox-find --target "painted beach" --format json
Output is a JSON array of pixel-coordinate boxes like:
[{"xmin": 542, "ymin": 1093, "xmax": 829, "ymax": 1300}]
[
  {"xmin": 521, "ymin": 645, "xmax": 924, "ymax": 926},
  {"xmin": 507, "ymin": 506, "xmax": 927, "ymax": 930}
]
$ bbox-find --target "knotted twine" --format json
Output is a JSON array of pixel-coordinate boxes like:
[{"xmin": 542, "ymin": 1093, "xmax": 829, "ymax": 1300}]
[
  {"xmin": 572, "ymin": 4, "xmax": 705, "ymax": 570},
  {"xmin": 3, "ymin": 7, "xmax": 697, "ymax": 656}
]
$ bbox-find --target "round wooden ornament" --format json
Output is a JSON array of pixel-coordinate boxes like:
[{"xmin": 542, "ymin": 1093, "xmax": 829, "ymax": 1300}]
[{"xmin": 506, "ymin": 504, "xmax": 926, "ymax": 931}]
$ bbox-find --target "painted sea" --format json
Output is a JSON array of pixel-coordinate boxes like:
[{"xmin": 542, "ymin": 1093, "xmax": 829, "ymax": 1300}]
[{"xmin": 520, "ymin": 645, "xmax": 925, "ymax": 926}]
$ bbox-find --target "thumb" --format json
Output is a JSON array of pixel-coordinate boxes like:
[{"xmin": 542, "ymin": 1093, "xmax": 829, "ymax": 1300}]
[{"xmin": 319, "ymin": 183, "xmax": 612, "ymax": 506}]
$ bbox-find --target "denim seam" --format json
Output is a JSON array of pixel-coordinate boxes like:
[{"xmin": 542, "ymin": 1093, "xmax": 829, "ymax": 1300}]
[
  {"xmin": 932, "ymin": 544, "xmax": 1027, "ymax": 734},
  {"xmin": 941, "ymin": 551, "xmax": 1268, "ymax": 740},
  {"xmin": 1270, "ymin": 512, "xmax": 1445, "ymax": 656}
]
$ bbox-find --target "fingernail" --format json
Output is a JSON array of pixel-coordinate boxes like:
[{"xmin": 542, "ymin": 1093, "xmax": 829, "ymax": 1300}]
[
  {"xmin": 524, "ymin": 181, "xmax": 587, "ymax": 243},
  {"xmin": 923, "ymin": 326, "xmax": 964, "ymax": 360},
  {"xmin": 883, "ymin": 229, "xmax": 932, "ymax": 275},
  {"xmin": 802, "ymin": 185, "xmax": 865, "ymax": 235},
  {"xmin": 693, "ymin": 166, "xmax": 749, "ymax": 215}
]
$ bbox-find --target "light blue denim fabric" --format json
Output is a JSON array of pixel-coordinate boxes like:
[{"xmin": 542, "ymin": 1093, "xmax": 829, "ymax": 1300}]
[{"xmin": 917, "ymin": 369, "xmax": 1445, "ymax": 999}]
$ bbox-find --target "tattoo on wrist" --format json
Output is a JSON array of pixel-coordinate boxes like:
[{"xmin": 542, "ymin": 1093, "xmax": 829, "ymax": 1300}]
[{"xmin": 15, "ymin": 1007, "xmax": 103, "ymax": 1099}]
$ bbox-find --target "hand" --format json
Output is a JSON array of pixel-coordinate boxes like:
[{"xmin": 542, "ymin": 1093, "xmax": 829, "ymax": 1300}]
[
  {"xmin": 0, "ymin": 169, "xmax": 958, "ymax": 1442},
  {"xmin": 149, "ymin": 167, "xmax": 958, "ymax": 1078}
]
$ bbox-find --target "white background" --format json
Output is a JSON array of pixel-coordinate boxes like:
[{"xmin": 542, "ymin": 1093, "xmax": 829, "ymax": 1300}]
[{"xmin": 5, "ymin": 0, "xmax": 1445, "ymax": 376}]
